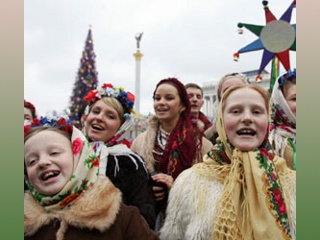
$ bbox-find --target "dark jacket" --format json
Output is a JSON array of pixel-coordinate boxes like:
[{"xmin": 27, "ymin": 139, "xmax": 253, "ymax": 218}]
[
  {"xmin": 24, "ymin": 176, "xmax": 159, "ymax": 240},
  {"xmin": 106, "ymin": 152, "xmax": 156, "ymax": 229}
]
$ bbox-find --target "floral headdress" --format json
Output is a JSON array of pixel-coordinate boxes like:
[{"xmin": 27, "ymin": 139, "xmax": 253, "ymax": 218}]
[
  {"xmin": 278, "ymin": 68, "xmax": 296, "ymax": 88},
  {"xmin": 84, "ymin": 83, "xmax": 135, "ymax": 118},
  {"xmin": 24, "ymin": 114, "xmax": 73, "ymax": 137},
  {"xmin": 24, "ymin": 115, "xmax": 100, "ymax": 212}
]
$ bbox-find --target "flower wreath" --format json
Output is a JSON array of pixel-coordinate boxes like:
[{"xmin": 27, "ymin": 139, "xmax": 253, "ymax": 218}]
[
  {"xmin": 24, "ymin": 114, "xmax": 73, "ymax": 137},
  {"xmin": 84, "ymin": 83, "xmax": 135, "ymax": 118},
  {"xmin": 278, "ymin": 68, "xmax": 296, "ymax": 88}
]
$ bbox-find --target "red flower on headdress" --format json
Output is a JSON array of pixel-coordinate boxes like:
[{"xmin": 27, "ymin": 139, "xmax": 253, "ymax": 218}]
[
  {"xmin": 127, "ymin": 91, "xmax": 135, "ymax": 103},
  {"xmin": 72, "ymin": 138, "xmax": 83, "ymax": 156},
  {"xmin": 84, "ymin": 90, "xmax": 99, "ymax": 103},
  {"xmin": 32, "ymin": 118, "xmax": 40, "ymax": 126},
  {"xmin": 24, "ymin": 125, "xmax": 31, "ymax": 137},
  {"xmin": 102, "ymin": 83, "xmax": 113, "ymax": 89},
  {"xmin": 57, "ymin": 118, "xmax": 67, "ymax": 126}
]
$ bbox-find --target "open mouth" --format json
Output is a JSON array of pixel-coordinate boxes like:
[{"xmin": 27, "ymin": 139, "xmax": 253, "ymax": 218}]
[
  {"xmin": 92, "ymin": 124, "xmax": 104, "ymax": 131},
  {"xmin": 157, "ymin": 109, "xmax": 168, "ymax": 113},
  {"xmin": 236, "ymin": 129, "xmax": 256, "ymax": 136},
  {"xmin": 40, "ymin": 170, "xmax": 60, "ymax": 181}
]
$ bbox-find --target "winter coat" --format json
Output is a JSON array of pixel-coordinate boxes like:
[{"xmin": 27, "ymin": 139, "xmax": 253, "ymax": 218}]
[
  {"xmin": 24, "ymin": 176, "xmax": 159, "ymax": 240},
  {"xmin": 159, "ymin": 161, "xmax": 296, "ymax": 240},
  {"xmin": 105, "ymin": 150, "xmax": 156, "ymax": 229}
]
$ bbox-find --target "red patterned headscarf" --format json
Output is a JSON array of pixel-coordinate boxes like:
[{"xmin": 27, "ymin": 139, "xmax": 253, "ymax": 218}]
[{"xmin": 153, "ymin": 78, "xmax": 202, "ymax": 179}]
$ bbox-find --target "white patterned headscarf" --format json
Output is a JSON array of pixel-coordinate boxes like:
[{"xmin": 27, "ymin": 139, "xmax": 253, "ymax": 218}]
[
  {"xmin": 269, "ymin": 69, "xmax": 296, "ymax": 168},
  {"xmin": 25, "ymin": 116, "xmax": 100, "ymax": 212}
]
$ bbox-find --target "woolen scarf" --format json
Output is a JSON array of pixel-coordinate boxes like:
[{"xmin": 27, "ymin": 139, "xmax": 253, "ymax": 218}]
[{"xmin": 194, "ymin": 87, "xmax": 294, "ymax": 240}]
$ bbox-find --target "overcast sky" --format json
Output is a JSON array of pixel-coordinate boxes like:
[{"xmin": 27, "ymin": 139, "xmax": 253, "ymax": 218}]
[{"xmin": 24, "ymin": 0, "xmax": 296, "ymax": 116}]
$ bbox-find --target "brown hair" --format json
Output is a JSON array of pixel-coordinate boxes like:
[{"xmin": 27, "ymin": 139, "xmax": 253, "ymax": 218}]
[
  {"xmin": 25, "ymin": 127, "xmax": 71, "ymax": 143},
  {"xmin": 185, "ymin": 83, "xmax": 203, "ymax": 96}
]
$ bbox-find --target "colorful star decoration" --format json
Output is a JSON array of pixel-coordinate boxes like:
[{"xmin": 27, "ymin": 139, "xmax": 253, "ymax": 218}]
[{"xmin": 233, "ymin": 1, "xmax": 296, "ymax": 82}]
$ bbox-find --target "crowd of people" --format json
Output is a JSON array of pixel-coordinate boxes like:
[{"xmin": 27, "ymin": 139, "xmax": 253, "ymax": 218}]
[{"xmin": 24, "ymin": 69, "xmax": 296, "ymax": 240}]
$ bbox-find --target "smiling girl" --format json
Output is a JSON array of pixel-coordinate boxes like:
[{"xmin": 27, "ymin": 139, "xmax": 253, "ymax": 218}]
[
  {"xmin": 82, "ymin": 83, "xmax": 156, "ymax": 229},
  {"xmin": 24, "ymin": 116, "xmax": 159, "ymax": 240},
  {"xmin": 131, "ymin": 77, "xmax": 213, "ymax": 232},
  {"xmin": 160, "ymin": 85, "xmax": 296, "ymax": 240}
]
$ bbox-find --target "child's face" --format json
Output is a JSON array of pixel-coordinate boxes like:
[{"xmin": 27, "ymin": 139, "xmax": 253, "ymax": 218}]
[
  {"xmin": 283, "ymin": 83, "xmax": 296, "ymax": 116},
  {"xmin": 24, "ymin": 130, "xmax": 74, "ymax": 195},
  {"xmin": 86, "ymin": 99, "xmax": 122, "ymax": 142},
  {"xmin": 223, "ymin": 88, "xmax": 269, "ymax": 151}
]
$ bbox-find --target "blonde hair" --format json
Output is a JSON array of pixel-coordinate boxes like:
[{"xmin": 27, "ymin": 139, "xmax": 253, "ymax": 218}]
[
  {"xmin": 221, "ymin": 84, "xmax": 270, "ymax": 115},
  {"xmin": 89, "ymin": 97, "xmax": 125, "ymax": 123}
]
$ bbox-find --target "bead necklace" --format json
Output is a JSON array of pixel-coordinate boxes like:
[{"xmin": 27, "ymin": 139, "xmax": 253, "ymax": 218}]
[{"xmin": 152, "ymin": 126, "xmax": 170, "ymax": 156}]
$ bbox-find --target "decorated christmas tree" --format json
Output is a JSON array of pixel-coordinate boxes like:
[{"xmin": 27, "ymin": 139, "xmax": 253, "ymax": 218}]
[{"xmin": 69, "ymin": 26, "xmax": 98, "ymax": 128}]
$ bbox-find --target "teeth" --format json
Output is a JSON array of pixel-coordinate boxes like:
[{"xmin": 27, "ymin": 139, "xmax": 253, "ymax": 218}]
[
  {"xmin": 42, "ymin": 171, "xmax": 59, "ymax": 180},
  {"xmin": 238, "ymin": 130, "xmax": 255, "ymax": 135},
  {"xmin": 92, "ymin": 124, "xmax": 103, "ymax": 130}
]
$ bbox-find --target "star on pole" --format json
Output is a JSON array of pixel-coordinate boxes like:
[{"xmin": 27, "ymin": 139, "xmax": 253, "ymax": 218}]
[{"xmin": 233, "ymin": 1, "xmax": 296, "ymax": 82}]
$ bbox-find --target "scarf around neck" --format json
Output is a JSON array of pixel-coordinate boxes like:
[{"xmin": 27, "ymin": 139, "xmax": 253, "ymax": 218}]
[
  {"xmin": 156, "ymin": 116, "xmax": 201, "ymax": 179},
  {"xmin": 26, "ymin": 127, "xmax": 100, "ymax": 212},
  {"xmin": 197, "ymin": 93, "xmax": 293, "ymax": 240}
]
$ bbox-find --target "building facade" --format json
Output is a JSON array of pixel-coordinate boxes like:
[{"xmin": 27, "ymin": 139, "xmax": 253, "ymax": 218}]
[{"xmin": 202, "ymin": 69, "xmax": 270, "ymax": 120}]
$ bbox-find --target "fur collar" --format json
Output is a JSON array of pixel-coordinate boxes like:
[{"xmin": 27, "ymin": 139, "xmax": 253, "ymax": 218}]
[{"xmin": 24, "ymin": 176, "xmax": 122, "ymax": 236}]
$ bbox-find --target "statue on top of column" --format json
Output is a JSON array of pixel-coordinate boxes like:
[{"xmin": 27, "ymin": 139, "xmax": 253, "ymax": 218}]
[{"xmin": 135, "ymin": 32, "xmax": 143, "ymax": 49}]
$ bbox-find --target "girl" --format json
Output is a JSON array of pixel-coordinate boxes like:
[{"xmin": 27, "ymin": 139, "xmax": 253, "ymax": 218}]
[
  {"xmin": 269, "ymin": 69, "xmax": 296, "ymax": 170},
  {"xmin": 24, "ymin": 116, "xmax": 159, "ymax": 240},
  {"xmin": 131, "ymin": 77, "xmax": 213, "ymax": 231},
  {"xmin": 83, "ymin": 83, "xmax": 155, "ymax": 229},
  {"xmin": 160, "ymin": 85, "xmax": 296, "ymax": 240}
]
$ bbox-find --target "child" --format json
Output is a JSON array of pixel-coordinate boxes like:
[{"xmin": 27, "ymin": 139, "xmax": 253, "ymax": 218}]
[
  {"xmin": 269, "ymin": 69, "xmax": 296, "ymax": 170},
  {"xmin": 160, "ymin": 85, "xmax": 296, "ymax": 240},
  {"xmin": 24, "ymin": 115, "xmax": 159, "ymax": 240}
]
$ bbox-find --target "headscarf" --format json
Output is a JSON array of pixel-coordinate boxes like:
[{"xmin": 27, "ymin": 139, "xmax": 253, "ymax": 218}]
[
  {"xmin": 25, "ymin": 116, "xmax": 100, "ymax": 212},
  {"xmin": 153, "ymin": 77, "xmax": 202, "ymax": 179},
  {"xmin": 269, "ymin": 69, "xmax": 296, "ymax": 170},
  {"xmin": 195, "ymin": 85, "xmax": 293, "ymax": 239}
]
